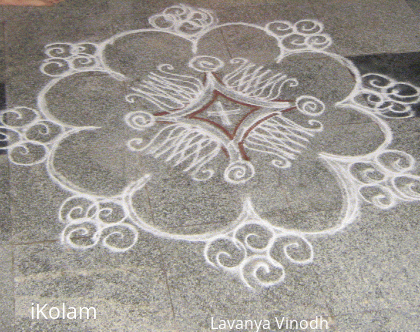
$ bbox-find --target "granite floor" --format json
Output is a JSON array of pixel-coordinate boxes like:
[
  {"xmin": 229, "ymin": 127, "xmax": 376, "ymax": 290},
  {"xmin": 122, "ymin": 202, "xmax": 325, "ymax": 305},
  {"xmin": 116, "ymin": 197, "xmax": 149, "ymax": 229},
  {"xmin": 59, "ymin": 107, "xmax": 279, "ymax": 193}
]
[{"xmin": 1, "ymin": 0, "xmax": 420, "ymax": 331}]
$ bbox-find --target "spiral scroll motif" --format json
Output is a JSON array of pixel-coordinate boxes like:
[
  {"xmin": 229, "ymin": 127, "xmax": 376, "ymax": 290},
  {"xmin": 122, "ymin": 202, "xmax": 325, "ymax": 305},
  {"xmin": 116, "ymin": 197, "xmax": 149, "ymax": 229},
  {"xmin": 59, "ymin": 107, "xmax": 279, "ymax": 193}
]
[
  {"xmin": 60, "ymin": 195, "xmax": 138, "ymax": 252},
  {"xmin": 204, "ymin": 217, "xmax": 313, "ymax": 288},
  {"xmin": 2, "ymin": 4, "xmax": 420, "ymax": 290},
  {"xmin": 224, "ymin": 160, "xmax": 255, "ymax": 184}
]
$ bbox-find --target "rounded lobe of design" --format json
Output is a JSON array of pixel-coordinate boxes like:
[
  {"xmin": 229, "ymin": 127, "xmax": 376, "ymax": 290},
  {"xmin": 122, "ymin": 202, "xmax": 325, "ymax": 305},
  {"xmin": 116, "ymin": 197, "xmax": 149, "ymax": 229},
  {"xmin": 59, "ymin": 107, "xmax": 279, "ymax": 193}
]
[
  {"xmin": 196, "ymin": 25, "xmax": 281, "ymax": 70},
  {"xmin": 148, "ymin": 4, "xmax": 217, "ymax": 39},
  {"xmin": 358, "ymin": 74, "xmax": 420, "ymax": 117},
  {"xmin": 41, "ymin": 43, "xmax": 100, "ymax": 77},
  {"xmin": 44, "ymin": 71, "xmax": 130, "ymax": 127},
  {"xmin": 125, "ymin": 111, "xmax": 156, "ymax": 130},
  {"xmin": 235, "ymin": 223, "xmax": 274, "ymax": 253},
  {"xmin": 265, "ymin": 19, "xmax": 332, "ymax": 56},
  {"xmin": 224, "ymin": 160, "xmax": 255, "ymax": 184},
  {"xmin": 25, "ymin": 121, "xmax": 62, "ymax": 143},
  {"xmin": 392, "ymin": 175, "xmax": 420, "ymax": 200},
  {"xmin": 9, "ymin": 143, "xmax": 47, "ymax": 165},
  {"xmin": 204, "ymin": 237, "xmax": 246, "ymax": 269},
  {"xmin": 241, "ymin": 255, "xmax": 285, "ymax": 289},
  {"xmin": 359, "ymin": 185, "xmax": 396, "ymax": 209},
  {"xmin": 103, "ymin": 31, "xmax": 194, "ymax": 83},
  {"xmin": 296, "ymin": 95, "xmax": 325, "ymax": 116},
  {"xmin": 51, "ymin": 128, "xmax": 131, "ymax": 196},
  {"xmin": 1, "ymin": 107, "xmax": 39, "ymax": 127},
  {"xmin": 265, "ymin": 21, "xmax": 293, "ymax": 36},
  {"xmin": 61, "ymin": 218, "xmax": 101, "ymax": 249},
  {"xmin": 270, "ymin": 234, "xmax": 313, "ymax": 265},
  {"xmin": 350, "ymin": 162, "xmax": 386, "ymax": 184},
  {"xmin": 188, "ymin": 55, "xmax": 224, "ymax": 73},
  {"xmin": 277, "ymin": 52, "xmax": 356, "ymax": 105},
  {"xmin": 60, "ymin": 195, "xmax": 138, "ymax": 252},
  {"xmin": 376, "ymin": 150, "xmax": 414, "ymax": 173}
]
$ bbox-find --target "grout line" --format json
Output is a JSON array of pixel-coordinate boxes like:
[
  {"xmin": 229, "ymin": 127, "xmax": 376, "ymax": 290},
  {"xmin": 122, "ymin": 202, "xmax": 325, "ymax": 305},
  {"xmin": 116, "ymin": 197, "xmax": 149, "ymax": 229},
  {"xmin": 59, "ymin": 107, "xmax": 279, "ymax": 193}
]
[
  {"xmin": 142, "ymin": 182, "xmax": 177, "ymax": 321},
  {"xmin": 9, "ymin": 239, "xmax": 58, "ymax": 246},
  {"xmin": 219, "ymin": 28, "xmax": 233, "ymax": 60},
  {"xmin": 11, "ymin": 244, "xmax": 16, "ymax": 331}
]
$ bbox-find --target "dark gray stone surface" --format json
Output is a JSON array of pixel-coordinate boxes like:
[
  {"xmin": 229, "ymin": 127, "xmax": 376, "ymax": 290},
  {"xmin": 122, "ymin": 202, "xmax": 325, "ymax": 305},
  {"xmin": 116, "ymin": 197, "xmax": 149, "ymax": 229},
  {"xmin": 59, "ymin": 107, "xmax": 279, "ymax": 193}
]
[
  {"xmin": 0, "ymin": 244, "xmax": 14, "ymax": 332},
  {"xmin": 2, "ymin": 0, "xmax": 420, "ymax": 331}
]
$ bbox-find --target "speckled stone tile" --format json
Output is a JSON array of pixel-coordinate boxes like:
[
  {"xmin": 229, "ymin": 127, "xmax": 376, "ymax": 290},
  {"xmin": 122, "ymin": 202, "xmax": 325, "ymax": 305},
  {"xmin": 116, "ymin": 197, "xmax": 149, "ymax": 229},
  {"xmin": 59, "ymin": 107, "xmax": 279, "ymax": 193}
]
[
  {"xmin": 312, "ymin": 0, "xmax": 420, "ymax": 56},
  {"xmin": 2, "ymin": 1, "xmax": 420, "ymax": 331},
  {"xmin": 13, "ymin": 240, "xmax": 175, "ymax": 331},
  {"xmin": 0, "ymin": 244, "xmax": 14, "ymax": 332}
]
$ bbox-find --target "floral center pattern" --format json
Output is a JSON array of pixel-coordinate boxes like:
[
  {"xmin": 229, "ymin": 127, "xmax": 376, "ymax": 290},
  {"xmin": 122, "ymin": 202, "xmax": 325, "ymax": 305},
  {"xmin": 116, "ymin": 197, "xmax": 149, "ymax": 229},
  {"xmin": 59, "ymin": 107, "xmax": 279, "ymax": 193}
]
[{"xmin": 125, "ymin": 60, "xmax": 324, "ymax": 183}]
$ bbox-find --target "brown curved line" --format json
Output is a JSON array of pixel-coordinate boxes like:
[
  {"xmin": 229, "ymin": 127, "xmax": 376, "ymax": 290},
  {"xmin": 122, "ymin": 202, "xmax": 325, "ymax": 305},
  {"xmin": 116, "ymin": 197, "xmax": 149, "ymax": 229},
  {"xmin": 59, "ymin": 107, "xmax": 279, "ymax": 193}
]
[
  {"xmin": 188, "ymin": 90, "xmax": 219, "ymax": 118},
  {"xmin": 191, "ymin": 116, "xmax": 235, "ymax": 139},
  {"xmin": 154, "ymin": 111, "xmax": 171, "ymax": 116},
  {"xmin": 238, "ymin": 141, "xmax": 250, "ymax": 160},
  {"xmin": 221, "ymin": 146, "xmax": 229, "ymax": 158},
  {"xmin": 212, "ymin": 72, "xmax": 223, "ymax": 84}
]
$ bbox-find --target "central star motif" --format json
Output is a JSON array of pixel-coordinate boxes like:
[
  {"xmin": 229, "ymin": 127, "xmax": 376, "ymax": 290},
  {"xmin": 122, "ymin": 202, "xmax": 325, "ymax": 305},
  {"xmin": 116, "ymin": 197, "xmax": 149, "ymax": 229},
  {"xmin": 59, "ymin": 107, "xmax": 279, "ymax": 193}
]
[
  {"xmin": 126, "ymin": 57, "xmax": 327, "ymax": 184},
  {"xmin": 154, "ymin": 73, "xmax": 296, "ymax": 162}
]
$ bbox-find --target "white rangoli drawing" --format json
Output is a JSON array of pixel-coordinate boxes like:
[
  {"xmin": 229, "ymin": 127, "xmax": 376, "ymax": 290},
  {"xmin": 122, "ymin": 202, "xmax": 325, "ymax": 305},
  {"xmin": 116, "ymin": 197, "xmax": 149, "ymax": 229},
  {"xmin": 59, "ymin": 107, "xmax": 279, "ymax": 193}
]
[{"xmin": 2, "ymin": 4, "xmax": 420, "ymax": 288}]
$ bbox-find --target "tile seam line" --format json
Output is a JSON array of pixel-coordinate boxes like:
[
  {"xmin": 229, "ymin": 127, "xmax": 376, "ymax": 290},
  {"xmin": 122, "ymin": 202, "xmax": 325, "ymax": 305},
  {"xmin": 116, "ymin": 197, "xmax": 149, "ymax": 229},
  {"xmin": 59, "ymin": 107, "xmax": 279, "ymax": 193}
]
[
  {"xmin": 143, "ymin": 184, "xmax": 177, "ymax": 321},
  {"xmin": 9, "ymin": 239, "xmax": 59, "ymax": 246},
  {"xmin": 2, "ymin": 17, "xmax": 16, "ymax": 329},
  {"xmin": 1, "ymin": 19, "xmax": 13, "ymax": 246},
  {"xmin": 11, "ymin": 244, "xmax": 16, "ymax": 331}
]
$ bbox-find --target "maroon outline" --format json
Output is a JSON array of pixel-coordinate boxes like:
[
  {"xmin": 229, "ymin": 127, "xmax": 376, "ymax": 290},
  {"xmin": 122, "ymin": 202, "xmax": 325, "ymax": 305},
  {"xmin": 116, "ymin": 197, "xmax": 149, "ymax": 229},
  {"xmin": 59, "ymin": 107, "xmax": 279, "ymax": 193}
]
[
  {"xmin": 188, "ymin": 90, "xmax": 260, "ymax": 139},
  {"xmin": 149, "ymin": 73, "xmax": 297, "ymax": 161}
]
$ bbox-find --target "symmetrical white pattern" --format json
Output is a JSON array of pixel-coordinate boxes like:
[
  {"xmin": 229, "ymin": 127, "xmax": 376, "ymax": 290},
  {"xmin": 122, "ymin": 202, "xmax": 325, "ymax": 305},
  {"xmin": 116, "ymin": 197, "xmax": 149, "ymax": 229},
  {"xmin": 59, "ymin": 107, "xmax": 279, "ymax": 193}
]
[
  {"xmin": 222, "ymin": 58, "xmax": 299, "ymax": 100},
  {"xmin": 2, "ymin": 4, "xmax": 420, "ymax": 289},
  {"xmin": 204, "ymin": 199, "xmax": 313, "ymax": 288},
  {"xmin": 148, "ymin": 4, "xmax": 217, "ymax": 41}
]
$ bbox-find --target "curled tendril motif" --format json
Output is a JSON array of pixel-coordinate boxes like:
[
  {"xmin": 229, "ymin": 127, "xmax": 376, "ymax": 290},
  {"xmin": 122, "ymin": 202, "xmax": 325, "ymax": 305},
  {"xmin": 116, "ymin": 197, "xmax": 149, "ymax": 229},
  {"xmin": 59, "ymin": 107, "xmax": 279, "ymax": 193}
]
[
  {"xmin": 296, "ymin": 95, "xmax": 325, "ymax": 116},
  {"xmin": 0, "ymin": 107, "xmax": 64, "ymax": 165},
  {"xmin": 41, "ymin": 43, "xmax": 101, "ymax": 77},
  {"xmin": 353, "ymin": 74, "xmax": 420, "ymax": 118},
  {"xmin": 265, "ymin": 19, "xmax": 332, "ymax": 57},
  {"xmin": 294, "ymin": 20, "xmax": 324, "ymax": 34},
  {"xmin": 5, "ymin": 3, "xmax": 420, "ymax": 290},
  {"xmin": 204, "ymin": 218, "xmax": 313, "ymax": 288},
  {"xmin": 375, "ymin": 150, "xmax": 414, "ymax": 173},
  {"xmin": 392, "ymin": 176, "xmax": 420, "ymax": 200},
  {"xmin": 188, "ymin": 55, "xmax": 225, "ymax": 72},
  {"xmin": 359, "ymin": 185, "xmax": 396, "ymax": 209},
  {"xmin": 224, "ymin": 160, "xmax": 255, "ymax": 184},
  {"xmin": 148, "ymin": 4, "xmax": 217, "ymax": 39},
  {"xmin": 350, "ymin": 162, "xmax": 385, "ymax": 184},
  {"xmin": 204, "ymin": 237, "xmax": 246, "ymax": 270},
  {"xmin": 125, "ymin": 111, "xmax": 156, "ymax": 130},
  {"xmin": 60, "ymin": 195, "xmax": 138, "ymax": 252},
  {"xmin": 241, "ymin": 256, "xmax": 285, "ymax": 288},
  {"xmin": 9, "ymin": 142, "xmax": 48, "ymax": 165},
  {"xmin": 344, "ymin": 149, "xmax": 420, "ymax": 209}
]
